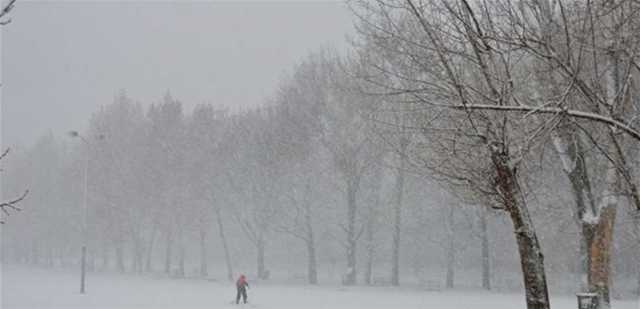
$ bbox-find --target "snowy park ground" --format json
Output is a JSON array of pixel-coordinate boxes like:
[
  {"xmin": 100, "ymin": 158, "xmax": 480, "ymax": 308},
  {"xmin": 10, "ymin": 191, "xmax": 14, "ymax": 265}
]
[{"xmin": 2, "ymin": 265, "xmax": 638, "ymax": 309}]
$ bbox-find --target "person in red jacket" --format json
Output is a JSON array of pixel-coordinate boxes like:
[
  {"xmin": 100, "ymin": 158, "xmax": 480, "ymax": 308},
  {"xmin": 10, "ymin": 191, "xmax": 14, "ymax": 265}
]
[{"xmin": 235, "ymin": 274, "xmax": 249, "ymax": 304}]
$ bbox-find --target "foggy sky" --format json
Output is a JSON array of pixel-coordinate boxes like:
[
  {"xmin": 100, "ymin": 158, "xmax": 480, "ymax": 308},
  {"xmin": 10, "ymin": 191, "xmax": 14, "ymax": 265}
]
[{"xmin": 1, "ymin": 1, "xmax": 354, "ymax": 148}]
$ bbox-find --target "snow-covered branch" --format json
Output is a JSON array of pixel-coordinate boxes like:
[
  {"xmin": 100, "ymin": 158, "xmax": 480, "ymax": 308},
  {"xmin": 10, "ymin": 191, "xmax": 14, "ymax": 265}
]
[{"xmin": 430, "ymin": 103, "xmax": 640, "ymax": 142}]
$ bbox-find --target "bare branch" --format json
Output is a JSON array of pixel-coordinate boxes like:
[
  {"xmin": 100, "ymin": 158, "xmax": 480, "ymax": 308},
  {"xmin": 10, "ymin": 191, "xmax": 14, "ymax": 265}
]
[
  {"xmin": 0, "ymin": 189, "xmax": 28, "ymax": 224},
  {"xmin": 0, "ymin": 0, "xmax": 17, "ymax": 25}
]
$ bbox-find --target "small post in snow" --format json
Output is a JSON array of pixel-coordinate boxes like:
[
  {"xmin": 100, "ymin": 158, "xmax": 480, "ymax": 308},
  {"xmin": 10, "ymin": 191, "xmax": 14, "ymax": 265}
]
[{"xmin": 576, "ymin": 292, "xmax": 599, "ymax": 309}]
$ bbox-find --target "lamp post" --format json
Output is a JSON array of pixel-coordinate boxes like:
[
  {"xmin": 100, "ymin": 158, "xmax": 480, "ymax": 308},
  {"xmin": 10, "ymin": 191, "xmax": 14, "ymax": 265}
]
[{"xmin": 68, "ymin": 130, "xmax": 97, "ymax": 294}]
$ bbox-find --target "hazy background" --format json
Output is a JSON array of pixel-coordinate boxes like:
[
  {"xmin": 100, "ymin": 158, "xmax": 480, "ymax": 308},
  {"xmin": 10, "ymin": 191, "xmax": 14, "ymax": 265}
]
[{"xmin": 1, "ymin": 1, "xmax": 354, "ymax": 147}]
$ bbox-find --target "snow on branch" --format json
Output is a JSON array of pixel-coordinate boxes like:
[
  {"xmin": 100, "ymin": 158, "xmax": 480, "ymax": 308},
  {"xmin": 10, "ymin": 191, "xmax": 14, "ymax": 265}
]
[{"xmin": 433, "ymin": 103, "xmax": 640, "ymax": 142}]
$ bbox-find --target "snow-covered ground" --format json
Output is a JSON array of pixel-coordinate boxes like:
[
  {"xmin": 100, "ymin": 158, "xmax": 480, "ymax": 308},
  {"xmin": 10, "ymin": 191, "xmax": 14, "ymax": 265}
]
[{"xmin": 2, "ymin": 266, "xmax": 638, "ymax": 309}]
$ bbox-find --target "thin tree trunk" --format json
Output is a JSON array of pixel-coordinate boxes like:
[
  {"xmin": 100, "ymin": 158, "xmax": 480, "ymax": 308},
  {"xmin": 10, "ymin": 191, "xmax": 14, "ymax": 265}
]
[
  {"xmin": 115, "ymin": 223, "xmax": 126, "ymax": 272},
  {"xmin": 304, "ymin": 209, "xmax": 318, "ymax": 284},
  {"xmin": 131, "ymin": 232, "xmax": 143, "ymax": 274},
  {"xmin": 115, "ymin": 243, "xmax": 125, "ymax": 273},
  {"xmin": 164, "ymin": 227, "xmax": 173, "ymax": 275},
  {"xmin": 344, "ymin": 179, "xmax": 358, "ymax": 286},
  {"xmin": 479, "ymin": 208, "xmax": 491, "ymax": 290},
  {"xmin": 176, "ymin": 227, "xmax": 185, "ymax": 278},
  {"xmin": 136, "ymin": 237, "xmax": 144, "ymax": 274},
  {"xmin": 215, "ymin": 206, "xmax": 233, "ymax": 281},
  {"xmin": 364, "ymin": 208, "xmax": 374, "ymax": 286},
  {"xmin": 101, "ymin": 243, "xmax": 109, "ymax": 271},
  {"xmin": 637, "ymin": 263, "xmax": 640, "ymax": 298},
  {"xmin": 177, "ymin": 245, "xmax": 185, "ymax": 278},
  {"xmin": 492, "ymin": 148, "xmax": 550, "ymax": 309},
  {"xmin": 131, "ymin": 240, "xmax": 138, "ymax": 273},
  {"xmin": 199, "ymin": 225, "xmax": 208, "ymax": 277},
  {"xmin": 634, "ymin": 212, "xmax": 640, "ymax": 297},
  {"xmin": 47, "ymin": 248, "xmax": 54, "ymax": 268},
  {"xmin": 391, "ymin": 158, "xmax": 405, "ymax": 286},
  {"xmin": 59, "ymin": 248, "xmax": 67, "ymax": 268},
  {"xmin": 445, "ymin": 205, "xmax": 455, "ymax": 289},
  {"xmin": 306, "ymin": 238, "xmax": 318, "ymax": 285},
  {"xmin": 31, "ymin": 244, "xmax": 38, "ymax": 265},
  {"xmin": 145, "ymin": 226, "xmax": 156, "ymax": 273},
  {"xmin": 257, "ymin": 237, "xmax": 266, "ymax": 279}
]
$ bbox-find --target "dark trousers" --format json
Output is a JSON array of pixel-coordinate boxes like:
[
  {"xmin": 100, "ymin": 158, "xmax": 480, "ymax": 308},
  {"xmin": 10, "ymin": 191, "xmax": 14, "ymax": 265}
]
[{"xmin": 236, "ymin": 287, "xmax": 247, "ymax": 304}]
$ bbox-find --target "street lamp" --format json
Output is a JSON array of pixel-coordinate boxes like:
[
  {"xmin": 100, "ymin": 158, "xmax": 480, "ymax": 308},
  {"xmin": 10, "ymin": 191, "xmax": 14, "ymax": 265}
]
[{"xmin": 68, "ymin": 130, "xmax": 102, "ymax": 294}]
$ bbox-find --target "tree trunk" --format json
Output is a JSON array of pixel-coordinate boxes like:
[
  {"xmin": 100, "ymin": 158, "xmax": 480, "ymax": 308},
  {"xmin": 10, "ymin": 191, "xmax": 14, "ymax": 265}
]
[
  {"xmin": 364, "ymin": 208, "xmax": 374, "ymax": 286},
  {"xmin": 199, "ymin": 224, "xmax": 208, "ymax": 277},
  {"xmin": 31, "ymin": 243, "xmax": 38, "ymax": 265},
  {"xmin": 637, "ymin": 264, "xmax": 640, "ymax": 298},
  {"xmin": 305, "ymin": 210, "xmax": 318, "ymax": 284},
  {"xmin": 47, "ymin": 248, "xmax": 54, "ymax": 268},
  {"xmin": 257, "ymin": 237, "xmax": 266, "ymax": 279},
  {"xmin": 586, "ymin": 159, "xmax": 619, "ymax": 309},
  {"xmin": 584, "ymin": 45, "xmax": 625, "ymax": 309},
  {"xmin": 177, "ymin": 243, "xmax": 185, "ymax": 278},
  {"xmin": 306, "ymin": 239, "xmax": 318, "ymax": 285},
  {"xmin": 164, "ymin": 227, "xmax": 173, "ymax": 275},
  {"xmin": 588, "ymin": 207, "xmax": 616, "ymax": 309},
  {"xmin": 145, "ymin": 226, "xmax": 156, "ymax": 273},
  {"xmin": 492, "ymin": 147, "xmax": 550, "ymax": 309},
  {"xmin": 479, "ymin": 208, "xmax": 491, "ymax": 290},
  {"xmin": 176, "ymin": 227, "xmax": 185, "ymax": 278},
  {"xmin": 115, "ymin": 224, "xmax": 126, "ymax": 272},
  {"xmin": 445, "ymin": 204, "xmax": 455, "ymax": 289},
  {"xmin": 635, "ymin": 212, "xmax": 640, "ymax": 297},
  {"xmin": 391, "ymin": 158, "xmax": 405, "ymax": 286},
  {"xmin": 508, "ymin": 207, "xmax": 550, "ymax": 309},
  {"xmin": 215, "ymin": 206, "xmax": 234, "ymax": 281},
  {"xmin": 131, "ymin": 241, "xmax": 138, "ymax": 273},
  {"xmin": 101, "ymin": 243, "xmax": 109, "ymax": 271},
  {"xmin": 136, "ymin": 239, "xmax": 144, "ymax": 274},
  {"xmin": 115, "ymin": 243, "xmax": 125, "ymax": 273},
  {"xmin": 131, "ymin": 232, "xmax": 143, "ymax": 274},
  {"xmin": 560, "ymin": 132, "xmax": 595, "ymax": 291},
  {"xmin": 59, "ymin": 248, "xmax": 68, "ymax": 268},
  {"xmin": 344, "ymin": 179, "xmax": 358, "ymax": 286}
]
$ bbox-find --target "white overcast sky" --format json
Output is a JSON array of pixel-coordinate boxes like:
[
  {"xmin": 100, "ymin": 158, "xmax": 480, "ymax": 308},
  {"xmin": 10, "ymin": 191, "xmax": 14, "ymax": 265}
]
[{"xmin": 1, "ymin": 1, "xmax": 355, "ymax": 147}]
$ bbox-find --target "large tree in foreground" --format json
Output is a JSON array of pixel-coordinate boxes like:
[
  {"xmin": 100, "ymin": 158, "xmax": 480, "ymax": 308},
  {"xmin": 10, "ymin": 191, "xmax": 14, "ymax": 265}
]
[{"xmin": 352, "ymin": 0, "xmax": 640, "ymax": 307}]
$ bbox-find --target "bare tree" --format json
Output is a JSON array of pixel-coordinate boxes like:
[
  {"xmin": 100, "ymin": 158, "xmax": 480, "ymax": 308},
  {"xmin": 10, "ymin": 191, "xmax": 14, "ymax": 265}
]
[
  {"xmin": 319, "ymin": 55, "xmax": 381, "ymax": 286},
  {"xmin": 0, "ymin": 148, "xmax": 27, "ymax": 223},
  {"xmin": 351, "ymin": 1, "xmax": 554, "ymax": 307}
]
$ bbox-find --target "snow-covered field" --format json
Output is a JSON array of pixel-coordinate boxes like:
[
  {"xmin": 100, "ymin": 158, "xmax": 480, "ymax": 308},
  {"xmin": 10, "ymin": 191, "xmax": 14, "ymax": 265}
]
[{"xmin": 2, "ymin": 266, "xmax": 638, "ymax": 309}]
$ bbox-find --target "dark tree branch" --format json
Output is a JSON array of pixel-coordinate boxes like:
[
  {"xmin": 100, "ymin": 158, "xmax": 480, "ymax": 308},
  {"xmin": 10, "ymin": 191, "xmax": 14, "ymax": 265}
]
[
  {"xmin": 0, "ymin": 189, "xmax": 28, "ymax": 224},
  {"xmin": 0, "ymin": 0, "xmax": 17, "ymax": 25},
  {"xmin": 0, "ymin": 148, "xmax": 10, "ymax": 162}
]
